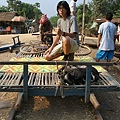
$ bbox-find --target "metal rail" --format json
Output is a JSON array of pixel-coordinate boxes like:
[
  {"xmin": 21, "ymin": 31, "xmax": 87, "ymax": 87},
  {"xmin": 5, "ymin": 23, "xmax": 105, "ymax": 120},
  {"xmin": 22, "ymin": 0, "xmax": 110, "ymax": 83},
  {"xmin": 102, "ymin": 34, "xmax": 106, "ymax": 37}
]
[{"xmin": 0, "ymin": 61, "xmax": 120, "ymax": 103}]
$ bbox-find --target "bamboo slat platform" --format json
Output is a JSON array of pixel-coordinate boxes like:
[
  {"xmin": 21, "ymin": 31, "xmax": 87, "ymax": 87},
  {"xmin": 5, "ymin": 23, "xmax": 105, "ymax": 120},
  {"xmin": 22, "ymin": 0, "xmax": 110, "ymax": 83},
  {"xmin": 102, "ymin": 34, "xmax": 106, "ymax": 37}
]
[
  {"xmin": 0, "ymin": 71, "xmax": 119, "ymax": 89},
  {"xmin": 0, "ymin": 56, "xmax": 120, "ymax": 102}
]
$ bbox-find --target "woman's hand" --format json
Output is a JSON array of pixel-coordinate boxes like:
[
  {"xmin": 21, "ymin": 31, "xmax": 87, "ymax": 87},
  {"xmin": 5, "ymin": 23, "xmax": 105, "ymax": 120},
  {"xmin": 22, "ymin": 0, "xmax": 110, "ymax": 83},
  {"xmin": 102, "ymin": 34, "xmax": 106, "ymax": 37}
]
[
  {"xmin": 55, "ymin": 26, "xmax": 63, "ymax": 36},
  {"xmin": 44, "ymin": 47, "xmax": 53, "ymax": 55}
]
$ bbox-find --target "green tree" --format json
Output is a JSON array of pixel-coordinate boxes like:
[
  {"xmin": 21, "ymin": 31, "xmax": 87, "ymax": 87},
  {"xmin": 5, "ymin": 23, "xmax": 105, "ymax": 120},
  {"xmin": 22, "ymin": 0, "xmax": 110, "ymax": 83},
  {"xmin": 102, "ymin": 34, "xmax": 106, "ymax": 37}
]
[
  {"xmin": 6, "ymin": 0, "xmax": 21, "ymax": 11},
  {"xmin": 50, "ymin": 15, "xmax": 60, "ymax": 27},
  {"xmin": 115, "ymin": 9, "xmax": 120, "ymax": 18},
  {"xmin": 89, "ymin": 0, "xmax": 120, "ymax": 19},
  {"xmin": 33, "ymin": 2, "xmax": 41, "ymax": 19},
  {"xmin": 76, "ymin": 4, "xmax": 92, "ymax": 31},
  {"xmin": 0, "ymin": 5, "xmax": 8, "ymax": 12}
]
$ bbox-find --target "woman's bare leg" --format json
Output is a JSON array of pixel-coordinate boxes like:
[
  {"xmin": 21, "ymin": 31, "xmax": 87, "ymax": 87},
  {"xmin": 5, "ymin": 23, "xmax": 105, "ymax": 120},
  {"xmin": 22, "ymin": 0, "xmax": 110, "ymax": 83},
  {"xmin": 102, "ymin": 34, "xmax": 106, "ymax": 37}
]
[
  {"xmin": 62, "ymin": 36, "xmax": 71, "ymax": 55},
  {"xmin": 44, "ymin": 53, "xmax": 61, "ymax": 61}
]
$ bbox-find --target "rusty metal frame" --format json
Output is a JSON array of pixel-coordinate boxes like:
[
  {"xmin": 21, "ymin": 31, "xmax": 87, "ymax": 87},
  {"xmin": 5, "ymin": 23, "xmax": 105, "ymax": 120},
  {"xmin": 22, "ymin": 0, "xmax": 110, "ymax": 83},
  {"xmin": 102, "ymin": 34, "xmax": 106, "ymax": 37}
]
[{"xmin": 0, "ymin": 61, "xmax": 120, "ymax": 103}]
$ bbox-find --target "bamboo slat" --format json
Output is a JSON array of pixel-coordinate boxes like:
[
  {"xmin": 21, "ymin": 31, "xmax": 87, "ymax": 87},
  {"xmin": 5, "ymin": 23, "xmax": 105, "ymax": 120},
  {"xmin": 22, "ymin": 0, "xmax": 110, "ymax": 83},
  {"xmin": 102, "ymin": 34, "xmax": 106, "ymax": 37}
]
[{"xmin": 0, "ymin": 72, "xmax": 117, "ymax": 87}]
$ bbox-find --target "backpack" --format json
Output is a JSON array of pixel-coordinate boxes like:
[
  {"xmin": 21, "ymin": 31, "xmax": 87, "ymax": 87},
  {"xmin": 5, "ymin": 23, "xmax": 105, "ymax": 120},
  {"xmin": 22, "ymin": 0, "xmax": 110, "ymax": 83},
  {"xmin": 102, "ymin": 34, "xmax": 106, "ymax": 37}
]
[{"xmin": 57, "ymin": 65, "xmax": 100, "ymax": 85}]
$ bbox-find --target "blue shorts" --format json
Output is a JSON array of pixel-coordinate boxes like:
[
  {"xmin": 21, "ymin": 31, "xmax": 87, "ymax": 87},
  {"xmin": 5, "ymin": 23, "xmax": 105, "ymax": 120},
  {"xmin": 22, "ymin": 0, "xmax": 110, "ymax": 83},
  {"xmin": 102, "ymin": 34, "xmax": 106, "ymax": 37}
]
[{"xmin": 96, "ymin": 49, "xmax": 114, "ymax": 60}]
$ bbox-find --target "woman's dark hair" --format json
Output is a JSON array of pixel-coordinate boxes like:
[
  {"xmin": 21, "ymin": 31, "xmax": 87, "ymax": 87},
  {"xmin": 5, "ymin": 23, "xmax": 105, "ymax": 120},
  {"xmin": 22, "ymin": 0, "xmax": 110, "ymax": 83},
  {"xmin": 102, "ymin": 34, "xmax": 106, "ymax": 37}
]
[
  {"xmin": 106, "ymin": 12, "xmax": 113, "ymax": 21},
  {"xmin": 57, "ymin": 1, "xmax": 70, "ymax": 17}
]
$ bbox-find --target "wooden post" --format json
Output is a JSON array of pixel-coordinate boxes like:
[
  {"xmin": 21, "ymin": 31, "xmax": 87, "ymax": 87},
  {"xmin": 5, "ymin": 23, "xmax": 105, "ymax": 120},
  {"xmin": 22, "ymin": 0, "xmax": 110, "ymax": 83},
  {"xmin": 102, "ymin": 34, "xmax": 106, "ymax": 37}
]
[
  {"xmin": 85, "ymin": 65, "xmax": 91, "ymax": 103},
  {"xmin": 23, "ymin": 64, "xmax": 28, "ymax": 102},
  {"xmin": 81, "ymin": 0, "xmax": 85, "ymax": 44}
]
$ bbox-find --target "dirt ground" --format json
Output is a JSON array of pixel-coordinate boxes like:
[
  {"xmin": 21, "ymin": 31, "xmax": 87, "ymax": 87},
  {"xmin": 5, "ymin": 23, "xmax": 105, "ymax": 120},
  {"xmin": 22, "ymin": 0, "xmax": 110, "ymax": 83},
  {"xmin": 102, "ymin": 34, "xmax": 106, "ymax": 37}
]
[{"xmin": 0, "ymin": 34, "xmax": 120, "ymax": 120}]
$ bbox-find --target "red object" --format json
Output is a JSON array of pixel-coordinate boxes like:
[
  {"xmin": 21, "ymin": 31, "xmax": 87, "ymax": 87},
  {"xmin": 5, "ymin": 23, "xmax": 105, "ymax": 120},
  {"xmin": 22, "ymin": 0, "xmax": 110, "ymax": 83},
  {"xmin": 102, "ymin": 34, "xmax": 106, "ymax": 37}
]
[
  {"xmin": 6, "ymin": 26, "xmax": 11, "ymax": 31},
  {"xmin": 39, "ymin": 14, "xmax": 48, "ymax": 25}
]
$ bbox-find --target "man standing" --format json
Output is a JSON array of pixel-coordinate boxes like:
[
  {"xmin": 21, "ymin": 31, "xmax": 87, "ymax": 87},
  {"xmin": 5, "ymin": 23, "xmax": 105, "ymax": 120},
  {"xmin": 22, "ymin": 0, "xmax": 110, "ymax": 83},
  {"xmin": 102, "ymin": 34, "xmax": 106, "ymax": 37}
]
[
  {"xmin": 69, "ymin": 0, "xmax": 77, "ymax": 16},
  {"xmin": 96, "ymin": 12, "xmax": 117, "ymax": 70},
  {"xmin": 44, "ymin": 1, "xmax": 79, "ymax": 61}
]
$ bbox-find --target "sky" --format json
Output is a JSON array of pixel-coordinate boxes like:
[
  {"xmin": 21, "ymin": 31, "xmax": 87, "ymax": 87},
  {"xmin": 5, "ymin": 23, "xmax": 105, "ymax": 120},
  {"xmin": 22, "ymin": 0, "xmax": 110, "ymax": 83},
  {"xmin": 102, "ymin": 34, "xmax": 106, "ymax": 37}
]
[{"xmin": 0, "ymin": 0, "xmax": 91, "ymax": 18}]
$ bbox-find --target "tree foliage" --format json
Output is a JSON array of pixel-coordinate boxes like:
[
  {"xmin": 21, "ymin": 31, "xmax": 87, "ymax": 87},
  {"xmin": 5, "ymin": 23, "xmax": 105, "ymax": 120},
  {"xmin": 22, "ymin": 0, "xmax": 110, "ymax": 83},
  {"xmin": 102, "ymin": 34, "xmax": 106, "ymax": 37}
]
[
  {"xmin": 5, "ymin": 0, "xmax": 42, "ymax": 19},
  {"xmin": 76, "ymin": 0, "xmax": 120, "ymax": 36},
  {"xmin": 89, "ymin": 0, "xmax": 120, "ymax": 19},
  {"xmin": 0, "ymin": 0, "xmax": 120, "ymax": 34},
  {"xmin": 50, "ymin": 15, "xmax": 60, "ymax": 27},
  {"xmin": 0, "ymin": 5, "xmax": 8, "ymax": 12}
]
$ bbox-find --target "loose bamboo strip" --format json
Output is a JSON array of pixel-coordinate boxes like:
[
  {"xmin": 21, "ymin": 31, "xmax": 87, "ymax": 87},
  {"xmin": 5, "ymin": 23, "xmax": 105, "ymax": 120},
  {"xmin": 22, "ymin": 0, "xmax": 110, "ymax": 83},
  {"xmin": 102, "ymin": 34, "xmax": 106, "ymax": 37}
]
[
  {"xmin": 41, "ymin": 73, "xmax": 44, "ymax": 85},
  {"xmin": 0, "ymin": 72, "xmax": 4, "ymax": 84},
  {"xmin": 10, "ymin": 73, "xmax": 20, "ymax": 85},
  {"xmin": 7, "ymin": 73, "xmax": 16, "ymax": 85},
  {"xmin": 99, "ymin": 79, "xmax": 106, "ymax": 85},
  {"xmin": 40, "ymin": 53, "xmax": 42, "ymax": 57},
  {"xmin": 36, "ymin": 54, "xmax": 38, "ymax": 57},
  {"xmin": 49, "ymin": 73, "xmax": 51, "ymax": 85},
  {"xmin": 38, "ymin": 73, "xmax": 42, "ymax": 85},
  {"xmin": 0, "ymin": 72, "xmax": 7, "ymax": 84},
  {"xmin": 23, "ymin": 54, "xmax": 26, "ymax": 57},
  {"xmin": 16, "ymin": 52, "xmax": 21, "ymax": 57},
  {"xmin": 34, "ymin": 73, "xmax": 39, "ymax": 85},
  {"xmin": 0, "ymin": 72, "xmax": 4, "ymax": 78},
  {"xmin": 55, "ymin": 73, "xmax": 58, "ymax": 85},
  {"xmin": 30, "ymin": 54, "xmax": 32, "ymax": 57},
  {"xmin": 21, "ymin": 54, "xmax": 23, "ymax": 58},
  {"xmin": 45, "ymin": 73, "xmax": 48, "ymax": 85},
  {"xmin": 99, "ymin": 74, "xmax": 110, "ymax": 85},
  {"xmin": 14, "ymin": 73, "xmax": 23, "ymax": 85},
  {"xmin": 51, "ymin": 72, "xmax": 54, "ymax": 85},
  {"xmin": 6, "ymin": 73, "xmax": 13, "ymax": 85},
  {"xmin": 12, "ymin": 73, "xmax": 20, "ymax": 85},
  {"xmin": 37, "ymin": 73, "xmax": 40, "ymax": 85},
  {"xmin": 101, "ymin": 72, "xmax": 115, "ymax": 86},
  {"xmin": 98, "ymin": 76, "xmax": 107, "ymax": 85},
  {"xmin": 1, "ymin": 73, "xmax": 10, "ymax": 85},
  {"xmin": 30, "ymin": 73, "xmax": 35, "ymax": 85},
  {"xmin": 20, "ymin": 79, "xmax": 23, "ymax": 86},
  {"xmin": 28, "ymin": 73, "xmax": 33, "ymax": 85},
  {"xmin": 18, "ymin": 53, "xmax": 22, "ymax": 58}
]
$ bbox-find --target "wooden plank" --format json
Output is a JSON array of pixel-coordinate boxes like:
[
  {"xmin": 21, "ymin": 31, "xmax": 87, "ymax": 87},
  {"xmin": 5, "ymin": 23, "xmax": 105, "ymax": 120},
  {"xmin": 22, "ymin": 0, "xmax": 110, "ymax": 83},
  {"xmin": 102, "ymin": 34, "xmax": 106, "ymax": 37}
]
[
  {"xmin": 7, "ymin": 102, "xmax": 16, "ymax": 120},
  {"xmin": 99, "ymin": 74, "xmax": 110, "ymax": 85},
  {"xmin": 14, "ymin": 93, "xmax": 23, "ymax": 111},
  {"xmin": 90, "ymin": 93, "xmax": 100, "ymax": 109},
  {"xmin": 101, "ymin": 72, "xmax": 115, "ymax": 86},
  {"xmin": 94, "ymin": 110, "xmax": 103, "ymax": 120}
]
